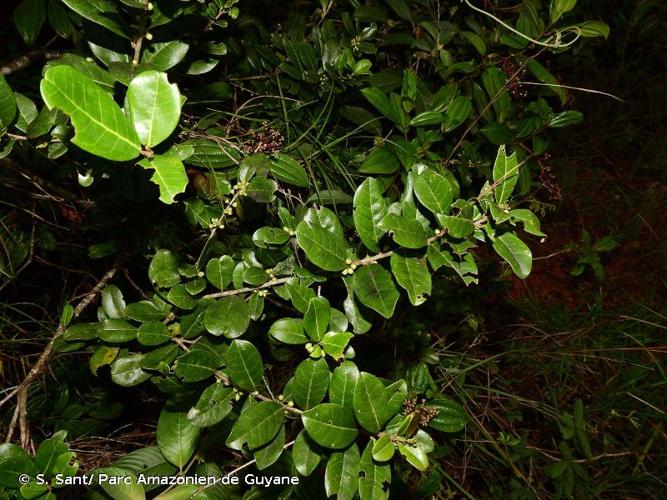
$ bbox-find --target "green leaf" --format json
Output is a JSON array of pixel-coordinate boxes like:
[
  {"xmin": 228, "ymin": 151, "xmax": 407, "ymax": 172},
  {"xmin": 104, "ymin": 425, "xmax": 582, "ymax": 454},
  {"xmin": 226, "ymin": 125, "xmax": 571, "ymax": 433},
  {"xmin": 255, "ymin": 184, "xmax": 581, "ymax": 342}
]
[
  {"xmin": 296, "ymin": 208, "xmax": 350, "ymax": 272},
  {"xmin": 398, "ymin": 442, "xmax": 429, "ymax": 471},
  {"xmin": 13, "ymin": 0, "xmax": 46, "ymax": 46},
  {"xmin": 271, "ymin": 153, "xmax": 309, "ymax": 187},
  {"xmin": 0, "ymin": 75, "xmax": 17, "ymax": 129},
  {"xmin": 269, "ymin": 318, "xmax": 307, "ymax": 344},
  {"xmin": 64, "ymin": 322, "xmax": 98, "ymax": 341},
  {"xmin": 203, "ymin": 297, "xmax": 250, "ymax": 338},
  {"xmin": 385, "ymin": 380, "xmax": 408, "ymax": 417},
  {"xmin": 353, "ymin": 178, "xmax": 388, "ymax": 252},
  {"xmin": 302, "ymin": 403, "xmax": 358, "ymax": 449},
  {"xmin": 413, "ymin": 169, "xmax": 454, "ymax": 215},
  {"xmin": 493, "ymin": 232, "xmax": 532, "ymax": 279},
  {"xmin": 572, "ymin": 20, "xmax": 610, "ymax": 39},
  {"xmin": 99, "ymin": 319, "xmax": 136, "ymax": 343},
  {"xmin": 329, "ymin": 361, "xmax": 360, "ymax": 409},
  {"xmin": 437, "ymin": 215, "xmax": 475, "ymax": 238},
  {"xmin": 101, "ymin": 284, "xmax": 126, "ymax": 319},
  {"xmin": 0, "ymin": 444, "xmax": 36, "ymax": 488},
  {"xmin": 304, "ymin": 296, "xmax": 330, "ymax": 342},
  {"xmin": 187, "ymin": 383, "xmax": 234, "ymax": 428},
  {"xmin": 149, "ymin": 250, "xmax": 180, "ymax": 288},
  {"xmin": 428, "ymin": 398, "xmax": 467, "ymax": 432},
  {"xmin": 462, "ymin": 31, "xmax": 486, "ymax": 55},
  {"xmin": 352, "ymin": 265, "xmax": 399, "ymax": 319},
  {"xmin": 292, "ymin": 358, "xmax": 330, "ymax": 410},
  {"xmin": 492, "ymin": 146, "xmax": 519, "ymax": 206},
  {"xmin": 482, "ymin": 67, "xmax": 511, "ymax": 123},
  {"xmin": 61, "ymin": 0, "xmax": 129, "ymax": 38},
  {"xmin": 138, "ymin": 153, "xmax": 188, "ymax": 204},
  {"xmin": 93, "ymin": 467, "xmax": 145, "ymax": 500},
  {"xmin": 372, "ymin": 434, "xmax": 395, "ymax": 462},
  {"xmin": 89, "ymin": 345, "xmax": 119, "ymax": 375},
  {"xmin": 252, "ymin": 227, "xmax": 290, "ymax": 248},
  {"xmin": 550, "ymin": 0, "xmax": 577, "ymax": 23},
  {"xmin": 137, "ymin": 321, "xmax": 171, "ymax": 346},
  {"xmin": 128, "ymin": 71, "xmax": 181, "ymax": 148},
  {"xmin": 40, "ymin": 65, "xmax": 141, "ymax": 161},
  {"xmin": 359, "ymin": 147, "xmax": 400, "ymax": 175},
  {"xmin": 358, "ymin": 441, "xmax": 391, "ymax": 500},
  {"xmin": 157, "ymin": 409, "xmax": 201, "ymax": 468},
  {"xmin": 526, "ymin": 59, "xmax": 566, "ymax": 104},
  {"xmin": 353, "ymin": 372, "xmax": 390, "ymax": 434},
  {"xmin": 409, "ymin": 111, "xmax": 444, "ymax": 127},
  {"xmin": 378, "ymin": 213, "xmax": 427, "ymax": 249},
  {"xmin": 549, "ymin": 110, "xmax": 584, "ymax": 128},
  {"xmin": 254, "ymin": 425, "xmax": 285, "ymax": 470},
  {"xmin": 292, "ymin": 430, "xmax": 321, "ymax": 476},
  {"xmin": 444, "ymin": 95, "xmax": 472, "ymax": 132},
  {"xmin": 224, "ymin": 339, "xmax": 263, "ymax": 391},
  {"xmin": 325, "ymin": 443, "xmax": 360, "ymax": 500},
  {"xmin": 390, "ymin": 253, "xmax": 432, "ymax": 306},
  {"xmin": 111, "ymin": 354, "xmax": 150, "ymax": 386},
  {"xmin": 509, "ymin": 209, "xmax": 546, "ymax": 237},
  {"xmin": 205, "ymin": 256, "xmax": 235, "ymax": 290},
  {"xmin": 35, "ymin": 430, "xmax": 69, "ymax": 478},
  {"xmin": 175, "ymin": 350, "xmax": 218, "ymax": 382},
  {"xmin": 14, "ymin": 93, "xmax": 38, "ymax": 132},
  {"xmin": 166, "ymin": 283, "xmax": 196, "ymax": 310},
  {"xmin": 141, "ymin": 42, "xmax": 189, "ymax": 71},
  {"xmin": 361, "ymin": 87, "xmax": 397, "ymax": 123},
  {"xmin": 226, "ymin": 401, "xmax": 284, "ymax": 450},
  {"xmin": 245, "ymin": 177, "xmax": 277, "ymax": 203},
  {"xmin": 321, "ymin": 331, "xmax": 353, "ymax": 360}
]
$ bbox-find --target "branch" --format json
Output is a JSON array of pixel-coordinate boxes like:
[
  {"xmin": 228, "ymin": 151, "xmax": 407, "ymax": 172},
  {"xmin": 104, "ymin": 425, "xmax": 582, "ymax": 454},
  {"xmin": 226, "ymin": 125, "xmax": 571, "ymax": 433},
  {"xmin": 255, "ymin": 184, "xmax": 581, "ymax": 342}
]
[
  {"xmin": 2, "ymin": 264, "xmax": 119, "ymax": 448},
  {"xmin": 202, "ymin": 277, "xmax": 291, "ymax": 300},
  {"xmin": 1, "ymin": 50, "xmax": 62, "ymax": 75}
]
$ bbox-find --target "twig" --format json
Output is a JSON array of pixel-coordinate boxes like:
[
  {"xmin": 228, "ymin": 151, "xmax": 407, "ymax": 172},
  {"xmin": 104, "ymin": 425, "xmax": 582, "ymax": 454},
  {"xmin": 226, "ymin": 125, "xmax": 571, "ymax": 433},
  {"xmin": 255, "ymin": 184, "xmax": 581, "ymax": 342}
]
[
  {"xmin": 202, "ymin": 277, "xmax": 291, "ymax": 300},
  {"xmin": 1, "ymin": 50, "xmax": 62, "ymax": 75},
  {"xmin": 4, "ymin": 264, "xmax": 120, "ymax": 448}
]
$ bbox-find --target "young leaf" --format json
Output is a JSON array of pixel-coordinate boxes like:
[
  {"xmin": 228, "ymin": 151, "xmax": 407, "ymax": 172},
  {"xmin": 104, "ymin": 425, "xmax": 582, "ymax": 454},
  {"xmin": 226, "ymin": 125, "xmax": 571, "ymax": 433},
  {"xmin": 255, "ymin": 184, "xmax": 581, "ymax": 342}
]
[
  {"xmin": 325, "ymin": 443, "xmax": 360, "ymax": 500},
  {"xmin": 224, "ymin": 339, "xmax": 263, "ymax": 391},
  {"xmin": 128, "ymin": 71, "xmax": 181, "ymax": 148},
  {"xmin": 353, "ymin": 372, "xmax": 390, "ymax": 434},
  {"xmin": 390, "ymin": 254, "xmax": 432, "ymax": 306},
  {"xmin": 353, "ymin": 178, "xmax": 388, "ymax": 252},
  {"xmin": 40, "ymin": 65, "xmax": 141, "ymax": 161},
  {"xmin": 226, "ymin": 401, "xmax": 284, "ymax": 451},
  {"xmin": 302, "ymin": 403, "xmax": 358, "ymax": 449},
  {"xmin": 372, "ymin": 434, "xmax": 395, "ymax": 462},
  {"xmin": 292, "ymin": 358, "xmax": 331, "ymax": 410},
  {"xmin": 492, "ymin": 146, "xmax": 519, "ymax": 206},
  {"xmin": 352, "ymin": 265, "xmax": 399, "ymax": 319},
  {"xmin": 493, "ymin": 232, "xmax": 532, "ymax": 279},
  {"xmin": 156, "ymin": 409, "xmax": 201, "ymax": 468}
]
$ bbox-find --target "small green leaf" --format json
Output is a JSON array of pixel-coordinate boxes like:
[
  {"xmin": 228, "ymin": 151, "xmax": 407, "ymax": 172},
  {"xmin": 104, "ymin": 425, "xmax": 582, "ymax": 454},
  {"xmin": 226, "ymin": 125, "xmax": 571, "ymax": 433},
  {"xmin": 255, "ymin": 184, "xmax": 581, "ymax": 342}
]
[
  {"xmin": 398, "ymin": 442, "xmax": 429, "ymax": 471},
  {"xmin": 252, "ymin": 227, "xmax": 290, "ymax": 248},
  {"xmin": 437, "ymin": 215, "xmax": 475, "ymax": 238},
  {"xmin": 378, "ymin": 213, "xmax": 427, "ymax": 249},
  {"xmin": 137, "ymin": 321, "xmax": 171, "ymax": 346},
  {"xmin": 409, "ymin": 111, "xmax": 444, "ymax": 127},
  {"xmin": 444, "ymin": 95, "xmax": 472, "ymax": 132},
  {"xmin": 550, "ymin": 0, "xmax": 577, "ymax": 23},
  {"xmin": 493, "ymin": 232, "xmax": 532, "ymax": 279},
  {"xmin": 205, "ymin": 256, "xmax": 235, "ymax": 290},
  {"xmin": 549, "ymin": 110, "xmax": 584, "ymax": 128},
  {"xmin": 13, "ymin": 0, "xmax": 46, "ymax": 46},
  {"xmin": 321, "ymin": 331, "xmax": 353, "ymax": 360},
  {"xmin": 101, "ymin": 285, "xmax": 126, "ymax": 319},
  {"xmin": 245, "ymin": 177, "xmax": 278, "ymax": 203},
  {"xmin": 224, "ymin": 339, "xmax": 263, "ymax": 391},
  {"xmin": 269, "ymin": 318, "xmax": 308, "ymax": 344},
  {"xmin": 111, "ymin": 354, "xmax": 150, "ymax": 386},
  {"xmin": 304, "ymin": 297, "xmax": 330, "ymax": 342},
  {"xmin": 149, "ymin": 250, "xmax": 180, "ymax": 288},
  {"xmin": 302, "ymin": 403, "xmax": 358, "ymax": 449},
  {"xmin": 352, "ymin": 265, "xmax": 399, "ymax": 319},
  {"xmin": 353, "ymin": 178, "xmax": 388, "ymax": 252},
  {"xmin": 359, "ymin": 147, "xmax": 400, "ymax": 175},
  {"xmin": 138, "ymin": 153, "xmax": 188, "ymax": 205},
  {"xmin": 509, "ymin": 209, "xmax": 546, "ymax": 237},
  {"xmin": 390, "ymin": 253, "xmax": 432, "ymax": 306},
  {"xmin": 254, "ymin": 425, "xmax": 285, "ymax": 470},
  {"xmin": 428, "ymin": 398, "xmax": 468, "ymax": 432},
  {"xmin": 89, "ymin": 345, "xmax": 119, "ymax": 375},
  {"xmin": 187, "ymin": 383, "xmax": 233, "ymax": 428},
  {"xmin": 325, "ymin": 443, "xmax": 360, "ymax": 500},
  {"xmin": 156, "ymin": 409, "xmax": 201, "ymax": 468},
  {"xmin": 292, "ymin": 430, "xmax": 321, "ymax": 476},
  {"xmin": 141, "ymin": 42, "xmax": 189, "ymax": 72},
  {"xmin": 329, "ymin": 361, "xmax": 360, "ymax": 409},
  {"xmin": 174, "ymin": 350, "xmax": 218, "ymax": 382},
  {"xmin": 226, "ymin": 401, "xmax": 284, "ymax": 451},
  {"xmin": 271, "ymin": 153, "xmax": 309, "ymax": 187},
  {"xmin": 292, "ymin": 358, "xmax": 330, "ymax": 410},
  {"xmin": 0, "ymin": 75, "xmax": 17, "ymax": 129},
  {"xmin": 99, "ymin": 319, "xmax": 136, "ymax": 343},
  {"xmin": 493, "ymin": 146, "xmax": 519, "ymax": 206},
  {"xmin": 353, "ymin": 372, "xmax": 390, "ymax": 434},
  {"xmin": 40, "ymin": 65, "xmax": 141, "ymax": 161},
  {"xmin": 203, "ymin": 297, "xmax": 250, "ymax": 338},
  {"xmin": 128, "ymin": 71, "xmax": 181, "ymax": 148},
  {"xmin": 372, "ymin": 434, "xmax": 395, "ymax": 462},
  {"xmin": 61, "ymin": 0, "xmax": 129, "ymax": 38}
]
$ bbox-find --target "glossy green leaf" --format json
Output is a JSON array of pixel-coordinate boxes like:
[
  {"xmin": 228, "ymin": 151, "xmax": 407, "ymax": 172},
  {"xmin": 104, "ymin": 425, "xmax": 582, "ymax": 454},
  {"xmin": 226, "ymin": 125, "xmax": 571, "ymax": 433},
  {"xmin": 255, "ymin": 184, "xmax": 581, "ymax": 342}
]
[
  {"xmin": 550, "ymin": 0, "xmax": 577, "ymax": 23},
  {"xmin": 358, "ymin": 441, "xmax": 391, "ymax": 500},
  {"xmin": 390, "ymin": 253, "xmax": 432, "ymax": 306},
  {"xmin": 141, "ymin": 42, "xmax": 189, "ymax": 71},
  {"xmin": 409, "ymin": 111, "xmax": 443, "ymax": 127},
  {"xmin": 271, "ymin": 153, "xmax": 309, "ymax": 187},
  {"xmin": 302, "ymin": 403, "xmax": 358, "ymax": 449},
  {"xmin": 296, "ymin": 208, "xmax": 349, "ymax": 272},
  {"xmin": 325, "ymin": 443, "xmax": 360, "ymax": 500},
  {"xmin": 13, "ymin": 0, "xmax": 46, "ymax": 46},
  {"xmin": 205, "ymin": 256, "xmax": 235, "ymax": 290},
  {"xmin": 40, "ymin": 65, "xmax": 141, "ymax": 161},
  {"xmin": 269, "ymin": 318, "xmax": 307, "ymax": 344},
  {"xmin": 0, "ymin": 444, "xmax": 36, "ymax": 488},
  {"xmin": 157, "ymin": 409, "xmax": 201, "ymax": 468},
  {"xmin": 372, "ymin": 434, "xmax": 395, "ymax": 462},
  {"xmin": 61, "ymin": 0, "xmax": 129, "ymax": 37},
  {"xmin": 252, "ymin": 227, "xmax": 289, "ymax": 248},
  {"xmin": 359, "ymin": 147, "xmax": 400, "ymax": 175},
  {"xmin": 444, "ymin": 95, "xmax": 472, "ymax": 132},
  {"xmin": 292, "ymin": 430, "xmax": 321, "ymax": 476},
  {"xmin": 128, "ymin": 71, "xmax": 181, "ymax": 148},
  {"xmin": 352, "ymin": 265, "xmax": 399, "ymax": 318},
  {"xmin": 482, "ymin": 67, "xmax": 511, "ymax": 123},
  {"xmin": 378, "ymin": 213, "xmax": 427, "ymax": 249},
  {"xmin": 138, "ymin": 153, "xmax": 188, "ymax": 204},
  {"xmin": 101, "ymin": 284, "xmax": 125, "ymax": 319},
  {"xmin": 224, "ymin": 339, "xmax": 263, "ymax": 391},
  {"xmin": 99, "ymin": 319, "xmax": 136, "ymax": 343},
  {"xmin": 492, "ymin": 146, "xmax": 519, "ymax": 206},
  {"xmin": 90, "ymin": 345, "xmax": 119, "ymax": 375},
  {"xmin": 245, "ymin": 177, "xmax": 277, "ymax": 203},
  {"xmin": 174, "ymin": 350, "xmax": 218, "ymax": 382},
  {"xmin": 413, "ymin": 169, "xmax": 453, "ymax": 215},
  {"xmin": 329, "ymin": 361, "xmax": 360, "ymax": 409},
  {"xmin": 111, "ymin": 354, "xmax": 150, "ymax": 386},
  {"xmin": 304, "ymin": 296, "xmax": 330, "ymax": 342},
  {"xmin": 292, "ymin": 358, "xmax": 330, "ymax": 410},
  {"xmin": 353, "ymin": 372, "xmax": 390, "ymax": 434},
  {"xmin": 0, "ymin": 76, "xmax": 17, "ymax": 129},
  {"xmin": 509, "ymin": 209, "xmax": 546, "ymax": 237},
  {"xmin": 149, "ymin": 250, "xmax": 180, "ymax": 288},
  {"xmin": 93, "ymin": 467, "xmax": 145, "ymax": 500},
  {"xmin": 321, "ymin": 331, "xmax": 353, "ymax": 360},
  {"xmin": 437, "ymin": 215, "xmax": 475, "ymax": 238},
  {"xmin": 137, "ymin": 321, "xmax": 171, "ymax": 346},
  {"xmin": 187, "ymin": 383, "xmax": 233, "ymax": 428},
  {"xmin": 226, "ymin": 401, "xmax": 284, "ymax": 451},
  {"xmin": 398, "ymin": 442, "xmax": 429, "ymax": 471},
  {"xmin": 254, "ymin": 425, "xmax": 285, "ymax": 470},
  {"xmin": 549, "ymin": 110, "xmax": 584, "ymax": 128},
  {"xmin": 203, "ymin": 296, "xmax": 250, "ymax": 338},
  {"xmin": 493, "ymin": 232, "xmax": 532, "ymax": 279},
  {"xmin": 353, "ymin": 178, "xmax": 388, "ymax": 252}
]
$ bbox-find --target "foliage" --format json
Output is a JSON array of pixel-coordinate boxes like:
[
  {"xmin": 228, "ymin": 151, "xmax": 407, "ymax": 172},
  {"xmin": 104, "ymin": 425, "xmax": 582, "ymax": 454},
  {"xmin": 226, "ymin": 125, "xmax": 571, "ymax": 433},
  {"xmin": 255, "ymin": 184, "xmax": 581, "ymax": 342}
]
[{"xmin": 0, "ymin": 0, "xmax": 615, "ymax": 498}]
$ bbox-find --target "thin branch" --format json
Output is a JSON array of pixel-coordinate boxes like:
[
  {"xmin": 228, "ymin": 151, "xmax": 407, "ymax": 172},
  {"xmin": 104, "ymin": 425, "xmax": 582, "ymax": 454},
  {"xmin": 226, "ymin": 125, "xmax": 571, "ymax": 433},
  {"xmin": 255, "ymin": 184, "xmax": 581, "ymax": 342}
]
[
  {"xmin": 1, "ymin": 50, "xmax": 62, "ymax": 75},
  {"xmin": 202, "ymin": 277, "xmax": 291, "ymax": 300}
]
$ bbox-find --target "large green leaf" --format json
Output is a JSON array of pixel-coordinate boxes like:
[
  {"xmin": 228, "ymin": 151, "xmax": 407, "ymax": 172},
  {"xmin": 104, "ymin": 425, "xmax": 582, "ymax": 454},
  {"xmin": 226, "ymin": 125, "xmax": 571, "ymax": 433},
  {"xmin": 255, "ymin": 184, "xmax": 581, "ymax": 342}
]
[
  {"xmin": 493, "ymin": 232, "xmax": 532, "ymax": 279},
  {"xmin": 224, "ymin": 339, "xmax": 263, "ymax": 391},
  {"xmin": 205, "ymin": 256, "xmax": 235, "ymax": 290},
  {"xmin": 268, "ymin": 318, "xmax": 307, "ymax": 344},
  {"xmin": 492, "ymin": 146, "xmax": 519, "ymax": 206},
  {"xmin": 413, "ymin": 169, "xmax": 453, "ymax": 215},
  {"xmin": 226, "ymin": 401, "xmax": 284, "ymax": 451},
  {"xmin": 304, "ymin": 296, "xmax": 330, "ymax": 342},
  {"xmin": 156, "ymin": 409, "xmax": 201, "ymax": 468},
  {"xmin": 138, "ymin": 153, "xmax": 188, "ymax": 204},
  {"xmin": 203, "ymin": 296, "xmax": 250, "ymax": 338},
  {"xmin": 296, "ymin": 208, "xmax": 350, "ymax": 272},
  {"xmin": 174, "ymin": 350, "xmax": 218, "ymax": 382},
  {"xmin": 0, "ymin": 76, "xmax": 17, "ymax": 129},
  {"xmin": 292, "ymin": 358, "xmax": 330, "ymax": 410},
  {"xmin": 390, "ymin": 253, "xmax": 432, "ymax": 306},
  {"xmin": 127, "ymin": 71, "xmax": 181, "ymax": 148},
  {"xmin": 352, "ymin": 265, "xmax": 399, "ymax": 318},
  {"xmin": 0, "ymin": 444, "xmax": 36, "ymax": 488},
  {"xmin": 353, "ymin": 372, "xmax": 390, "ymax": 434},
  {"xmin": 61, "ymin": 0, "xmax": 129, "ymax": 38},
  {"xmin": 302, "ymin": 403, "xmax": 358, "ymax": 449},
  {"xmin": 292, "ymin": 430, "xmax": 321, "ymax": 476},
  {"xmin": 93, "ymin": 467, "xmax": 145, "ymax": 500},
  {"xmin": 40, "ymin": 65, "xmax": 141, "ymax": 161},
  {"xmin": 111, "ymin": 354, "xmax": 150, "ymax": 386},
  {"xmin": 271, "ymin": 153, "xmax": 309, "ymax": 187},
  {"xmin": 358, "ymin": 441, "xmax": 391, "ymax": 500},
  {"xmin": 325, "ymin": 443, "xmax": 360, "ymax": 500},
  {"xmin": 378, "ymin": 213, "xmax": 427, "ymax": 249},
  {"xmin": 353, "ymin": 178, "xmax": 388, "ymax": 252},
  {"xmin": 254, "ymin": 425, "xmax": 285, "ymax": 470},
  {"xmin": 13, "ymin": 0, "xmax": 46, "ymax": 46},
  {"xmin": 329, "ymin": 361, "xmax": 360, "ymax": 409},
  {"xmin": 141, "ymin": 42, "xmax": 190, "ymax": 71}
]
